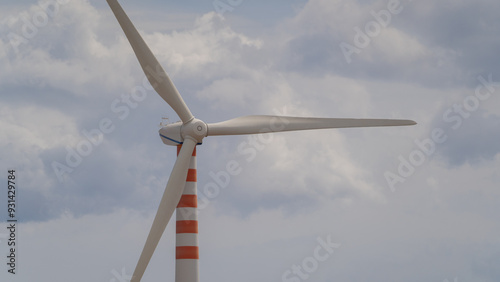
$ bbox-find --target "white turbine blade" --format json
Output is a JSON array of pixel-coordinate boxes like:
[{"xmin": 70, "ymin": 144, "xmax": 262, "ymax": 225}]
[
  {"xmin": 207, "ymin": 115, "xmax": 416, "ymax": 136},
  {"xmin": 106, "ymin": 0, "xmax": 193, "ymax": 123},
  {"xmin": 131, "ymin": 138, "xmax": 197, "ymax": 282}
]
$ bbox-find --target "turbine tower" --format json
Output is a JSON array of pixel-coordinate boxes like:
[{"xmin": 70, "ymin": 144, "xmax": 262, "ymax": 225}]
[{"xmin": 105, "ymin": 1, "xmax": 416, "ymax": 281}]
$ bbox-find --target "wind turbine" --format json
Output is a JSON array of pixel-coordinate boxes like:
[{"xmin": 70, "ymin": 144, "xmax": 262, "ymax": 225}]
[{"xmin": 105, "ymin": 1, "xmax": 416, "ymax": 281}]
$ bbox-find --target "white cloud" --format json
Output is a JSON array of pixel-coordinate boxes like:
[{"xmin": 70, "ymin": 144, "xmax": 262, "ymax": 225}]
[
  {"xmin": 143, "ymin": 12, "xmax": 263, "ymax": 77},
  {"xmin": 0, "ymin": 104, "xmax": 78, "ymax": 150}
]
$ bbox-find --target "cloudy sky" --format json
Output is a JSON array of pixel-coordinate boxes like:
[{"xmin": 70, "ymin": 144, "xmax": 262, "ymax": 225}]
[{"xmin": 1, "ymin": 0, "xmax": 499, "ymax": 281}]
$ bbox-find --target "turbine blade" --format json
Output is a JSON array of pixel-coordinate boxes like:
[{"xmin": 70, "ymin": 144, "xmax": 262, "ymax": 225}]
[
  {"xmin": 106, "ymin": 0, "xmax": 193, "ymax": 123},
  {"xmin": 131, "ymin": 138, "xmax": 197, "ymax": 282},
  {"xmin": 207, "ymin": 115, "xmax": 416, "ymax": 136}
]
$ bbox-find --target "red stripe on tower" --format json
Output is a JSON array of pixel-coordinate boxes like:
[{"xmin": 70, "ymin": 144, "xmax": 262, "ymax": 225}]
[
  {"xmin": 177, "ymin": 195, "xmax": 198, "ymax": 208},
  {"xmin": 176, "ymin": 246, "xmax": 199, "ymax": 260},
  {"xmin": 176, "ymin": 220, "xmax": 198, "ymax": 234},
  {"xmin": 186, "ymin": 169, "xmax": 197, "ymax": 182}
]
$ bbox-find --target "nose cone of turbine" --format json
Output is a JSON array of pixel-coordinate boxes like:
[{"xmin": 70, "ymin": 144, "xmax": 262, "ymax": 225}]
[{"xmin": 181, "ymin": 118, "xmax": 207, "ymax": 144}]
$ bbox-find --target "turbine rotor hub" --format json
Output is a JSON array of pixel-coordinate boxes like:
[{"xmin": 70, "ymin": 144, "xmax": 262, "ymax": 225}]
[{"xmin": 181, "ymin": 118, "xmax": 207, "ymax": 144}]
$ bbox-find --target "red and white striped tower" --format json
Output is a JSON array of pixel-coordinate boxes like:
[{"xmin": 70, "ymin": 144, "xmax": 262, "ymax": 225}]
[{"xmin": 175, "ymin": 145, "xmax": 199, "ymax": 282}]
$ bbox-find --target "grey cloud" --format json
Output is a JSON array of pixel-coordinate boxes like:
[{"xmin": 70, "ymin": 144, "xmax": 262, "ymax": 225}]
[
  {"xmin": 397, "ymin": 0, "xmax": 500, "ymax": 81},
  {"xmin": 435, "ymin": 111, "xmax": 500, "ymax": 166},
  {"xmin": 273, "ymin": 0, "xmax": 499, "ymax": 88}
]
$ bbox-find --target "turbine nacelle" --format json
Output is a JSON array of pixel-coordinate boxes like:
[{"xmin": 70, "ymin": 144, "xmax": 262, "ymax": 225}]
[{"xmin": 159, "ymin": 118, "xmax": 207, "ymax": 146}]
